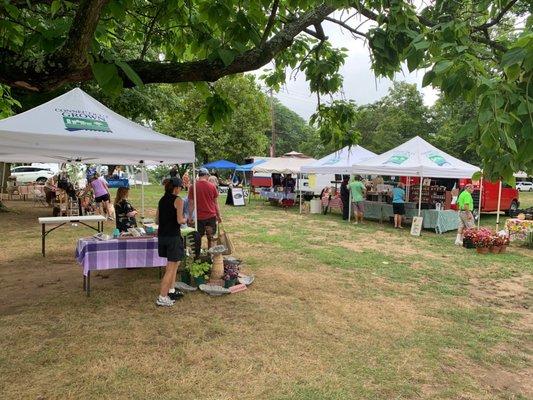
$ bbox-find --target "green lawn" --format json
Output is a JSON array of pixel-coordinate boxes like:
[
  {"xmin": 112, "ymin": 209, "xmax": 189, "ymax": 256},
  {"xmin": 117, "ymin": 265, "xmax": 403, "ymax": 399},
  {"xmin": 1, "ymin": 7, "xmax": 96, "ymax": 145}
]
[{"xmin": 0, "ymin": 186, "xmax": 531, "ymax": 400}]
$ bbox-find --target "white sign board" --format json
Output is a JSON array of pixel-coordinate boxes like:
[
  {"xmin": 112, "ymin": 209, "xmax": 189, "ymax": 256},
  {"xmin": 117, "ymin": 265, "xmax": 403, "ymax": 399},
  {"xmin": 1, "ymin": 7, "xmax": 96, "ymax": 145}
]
[
  {"xmin": 231, "ymin": 187, "xmax": 245, "ymax": 206},
  {"xmin": 410, "ymin": 217, "xmax": 423, "ymax": 236}
]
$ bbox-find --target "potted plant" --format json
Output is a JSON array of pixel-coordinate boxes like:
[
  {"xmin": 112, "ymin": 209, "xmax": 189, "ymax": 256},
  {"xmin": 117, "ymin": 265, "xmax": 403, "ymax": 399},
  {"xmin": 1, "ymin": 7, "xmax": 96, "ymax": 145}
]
[
  {"xmin": 472, "ymin": 228, "xmax": 493, "ymax": 254},
  {"xmin": 188, "ymin": 261, "xmax": 211, "ymax": 286},
  {"xmin": 490, "ymin": 234, "xmax": 503, "ymax": 253},
  {"xmin": 462, "ymin": 228, "xmax": 476, "ymax": 249},
  {"xmin": 223, "ymin": 263, "xmax": 240, "ymax": 288},
  {"xmin": 500, "ymin": 235, "xmax": 510, "ymax": 252}
]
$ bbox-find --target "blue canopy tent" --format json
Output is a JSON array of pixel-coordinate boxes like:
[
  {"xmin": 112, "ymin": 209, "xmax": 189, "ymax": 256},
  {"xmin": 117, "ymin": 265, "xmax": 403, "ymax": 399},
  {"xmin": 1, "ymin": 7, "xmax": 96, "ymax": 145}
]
[
  {"xmin": 235, "ymin": 159, "xmax": 267, "ymax": 171},
  {"xmin": 201, "ymin": 160, "xmax": 239, "ymax": 170}
]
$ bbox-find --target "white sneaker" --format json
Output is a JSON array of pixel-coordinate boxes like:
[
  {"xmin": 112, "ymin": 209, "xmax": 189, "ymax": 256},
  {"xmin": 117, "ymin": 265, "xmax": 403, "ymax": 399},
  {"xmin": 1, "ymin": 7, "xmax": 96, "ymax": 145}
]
[{"xmin": 156, "ymin": 295, "xmax": 175, "ymax": 307}]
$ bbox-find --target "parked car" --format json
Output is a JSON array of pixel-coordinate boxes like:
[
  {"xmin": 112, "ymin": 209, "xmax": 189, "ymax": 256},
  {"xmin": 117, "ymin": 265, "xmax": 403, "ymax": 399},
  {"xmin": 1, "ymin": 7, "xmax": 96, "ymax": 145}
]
[
  {"xmin": 516, "ymin": 181, "xmax": 533, "ymax": 192},
  {"xmin": 10, "ymin": 166, "xmax": 54, "ymax": 184}
]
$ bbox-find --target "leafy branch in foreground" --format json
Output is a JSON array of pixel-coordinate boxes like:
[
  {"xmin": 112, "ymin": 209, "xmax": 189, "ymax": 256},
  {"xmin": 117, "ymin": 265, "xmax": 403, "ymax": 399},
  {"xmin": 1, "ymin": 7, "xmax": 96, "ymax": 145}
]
[{"xmin": 0, "ymin": 0, "xmax": 530, "ymax": 180}]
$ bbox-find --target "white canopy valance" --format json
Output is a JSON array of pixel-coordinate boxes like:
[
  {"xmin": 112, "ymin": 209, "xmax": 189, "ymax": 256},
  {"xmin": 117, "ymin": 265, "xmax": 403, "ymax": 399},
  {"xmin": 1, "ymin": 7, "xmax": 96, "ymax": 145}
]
[
  {"xmin": 252, "ymin": 156, "xmax": 317, "ymax": 174},
  {"xmin": 301, "ymin": 145, "xmax": 376, "ymax": 174}
]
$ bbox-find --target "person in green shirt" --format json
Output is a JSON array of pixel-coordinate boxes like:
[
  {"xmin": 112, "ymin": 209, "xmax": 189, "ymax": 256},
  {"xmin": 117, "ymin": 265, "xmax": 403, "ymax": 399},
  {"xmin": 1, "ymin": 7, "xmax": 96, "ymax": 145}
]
[
  {"xmin": 348, "ymin": 176, "xmax": 366, "ymax": 224},
  {"xmin": 455, "ymin": 184, "xmax": 475, "ymax": 245}
]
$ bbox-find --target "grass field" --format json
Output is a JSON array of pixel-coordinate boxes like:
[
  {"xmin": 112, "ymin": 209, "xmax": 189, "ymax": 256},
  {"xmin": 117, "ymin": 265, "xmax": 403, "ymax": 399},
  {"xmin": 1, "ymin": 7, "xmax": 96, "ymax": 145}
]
[{"xmin": 0, "ymin": 187, "xmax": 531, "ymax": 400}]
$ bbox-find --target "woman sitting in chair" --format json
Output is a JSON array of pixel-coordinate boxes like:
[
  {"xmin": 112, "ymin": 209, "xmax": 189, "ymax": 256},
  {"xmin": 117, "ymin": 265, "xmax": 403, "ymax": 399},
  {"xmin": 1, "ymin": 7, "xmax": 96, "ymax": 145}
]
[{"xmin": 114, "ymin": 187, "xmax": 138, "ymax": 232}]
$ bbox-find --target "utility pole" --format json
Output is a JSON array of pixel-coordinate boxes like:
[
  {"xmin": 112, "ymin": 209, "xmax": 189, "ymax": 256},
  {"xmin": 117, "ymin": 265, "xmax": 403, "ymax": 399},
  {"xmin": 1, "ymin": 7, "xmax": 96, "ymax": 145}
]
[{"xmin": 269, "ymin": 89, "xmax": 276, "ymax": 157}]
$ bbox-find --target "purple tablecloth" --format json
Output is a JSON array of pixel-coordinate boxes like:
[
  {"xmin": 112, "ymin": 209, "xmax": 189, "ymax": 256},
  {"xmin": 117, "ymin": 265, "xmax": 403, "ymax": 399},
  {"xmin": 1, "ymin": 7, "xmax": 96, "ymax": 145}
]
[{"xmin": 75, "ymin": 237, "xmax": 167, "ymax": 276}]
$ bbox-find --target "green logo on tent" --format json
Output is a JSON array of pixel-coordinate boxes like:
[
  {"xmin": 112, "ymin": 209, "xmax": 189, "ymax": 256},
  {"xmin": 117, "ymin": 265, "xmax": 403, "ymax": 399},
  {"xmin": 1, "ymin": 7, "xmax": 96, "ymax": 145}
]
[
  {"xmin": 384, "ymin": 152, "xmax": 410, "ymax": 165},
  {"xmin": 426, "ymin": 151, "xmax": 450, "ymax": 166},
  {"xmin": 63, "ymin": 116, "xmax": 111, "ymax": 132}
]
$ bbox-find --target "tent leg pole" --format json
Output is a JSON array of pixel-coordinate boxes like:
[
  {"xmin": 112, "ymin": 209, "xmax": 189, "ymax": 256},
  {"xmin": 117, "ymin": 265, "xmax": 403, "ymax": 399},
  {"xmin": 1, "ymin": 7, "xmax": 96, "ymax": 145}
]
[
  {"xmin": 496, "ymin": 179, "xmax": 502, "ymax": 231},
  {"xmin": 477, "ymin": 177, "xmax": 483, "ymax": 229},
  {"xmin": 299, "ymin": 173, "xmax": 302, "ymax": 214},
  {"xmin": 192, "ymin": 162, "xmax": 198, "ymax": 231},
  {"xmin": 0, "ymin": 162, "xmax": 6, "ymax": 201},
  {"xmin": 418, "ymin": 176, "xmax": 423, "ymax": 217},
  {"xmin": 348, "ymin": 175, "xmax": 352, "ymax": 223},
  {"xmin": 140, "ymin": 164, "xmax": 145, "ymax": 220}
]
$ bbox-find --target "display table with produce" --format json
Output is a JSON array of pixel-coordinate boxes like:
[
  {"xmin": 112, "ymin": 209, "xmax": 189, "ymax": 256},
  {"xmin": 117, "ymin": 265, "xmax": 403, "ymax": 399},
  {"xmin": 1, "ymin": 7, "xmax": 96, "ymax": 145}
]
[
  {"xmin": 260, "ymin": 189, "xmax": 296, "ymax": 201},
  {"xmin": 505, "ymin": 218, "xmax": 533, "ymax": 241},
  {"xmin": 76, "ymin": 236, "xmax": 165, "ymax": 296},
  {"xmin": 361, "ymin": 201, "xmax": 459, "ymax": 233}
]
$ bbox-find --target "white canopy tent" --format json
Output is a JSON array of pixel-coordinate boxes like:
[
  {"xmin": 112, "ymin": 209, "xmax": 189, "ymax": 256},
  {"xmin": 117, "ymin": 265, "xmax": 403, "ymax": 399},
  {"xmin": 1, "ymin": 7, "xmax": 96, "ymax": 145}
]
[
  {"xmin": 350, "ymin": 136, "xmax": 479, "ymax": 179},
  {"xmin": 252, "ymin": 156, "xmax": 317, "ymax": 212},
  {"xmin": 252, "ymin": 156, "xmax": 317, "ymax": 174},
  {"xmin": 351, "ymin": 136, "xmax": 480, "ymax": 217},
  {"xmin": 0, "ymin": 88, "xmax": 196, "ymax": 220},
  {"xmin": 301, "ymin": 145, "xmax": 376, "ymax": 174}
]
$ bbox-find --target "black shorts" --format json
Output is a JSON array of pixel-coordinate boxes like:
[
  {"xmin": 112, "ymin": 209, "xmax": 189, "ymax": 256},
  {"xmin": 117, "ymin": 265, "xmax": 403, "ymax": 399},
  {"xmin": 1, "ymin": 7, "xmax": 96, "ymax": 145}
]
[
  {"xmin": 158, "ymin": 236, "xmax": 184, "ymax": 262},
  {"xmin": 392, "ymin": 203, "xmax": 405, "ymax": 215},
  {"xmin": 198, "ymin": 217, "xmax": 217, "ymax": 237},
  {"xmin": 95, "ymin": 193, "xmax": 110, "ymax": 203}
]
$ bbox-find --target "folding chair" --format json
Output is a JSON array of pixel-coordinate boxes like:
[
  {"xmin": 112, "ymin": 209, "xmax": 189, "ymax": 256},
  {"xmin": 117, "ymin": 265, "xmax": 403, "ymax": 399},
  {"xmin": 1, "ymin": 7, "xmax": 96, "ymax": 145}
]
[{"xmin": 33, "ymin": 188, "xmax": 47, "ymax": 207}]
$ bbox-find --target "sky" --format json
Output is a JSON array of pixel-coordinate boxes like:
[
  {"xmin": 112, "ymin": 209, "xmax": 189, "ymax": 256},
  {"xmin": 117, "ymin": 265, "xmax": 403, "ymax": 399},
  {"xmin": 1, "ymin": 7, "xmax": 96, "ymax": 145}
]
[{"xmin": 255, "ymin": 13, "xmax": 439, "ymax": 120}]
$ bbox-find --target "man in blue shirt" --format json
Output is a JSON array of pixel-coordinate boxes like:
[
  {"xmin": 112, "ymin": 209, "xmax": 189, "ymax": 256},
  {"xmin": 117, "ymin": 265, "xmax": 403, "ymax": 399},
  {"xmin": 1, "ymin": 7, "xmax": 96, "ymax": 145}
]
[{"xmin": 392, "ymin": 182, "xmax": 406, "ymax": 229}]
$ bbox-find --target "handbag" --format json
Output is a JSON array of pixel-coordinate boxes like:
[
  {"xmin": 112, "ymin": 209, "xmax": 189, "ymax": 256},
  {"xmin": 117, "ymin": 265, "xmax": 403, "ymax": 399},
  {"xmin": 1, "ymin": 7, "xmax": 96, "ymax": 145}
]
[{"xmin": 217, "ymin": 224, "xmax": 234, "ymax": 255}]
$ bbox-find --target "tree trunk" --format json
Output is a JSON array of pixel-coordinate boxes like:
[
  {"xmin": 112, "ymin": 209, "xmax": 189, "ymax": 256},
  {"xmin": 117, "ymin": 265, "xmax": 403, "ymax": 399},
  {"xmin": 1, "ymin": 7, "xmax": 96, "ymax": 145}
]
[
  {"xmin": 0, "ymin": 162, "xmax": 10, "ymax": 208},
  {"xmin": 0, "ymin": 162, "xmax": 10, "ymax": 191}
]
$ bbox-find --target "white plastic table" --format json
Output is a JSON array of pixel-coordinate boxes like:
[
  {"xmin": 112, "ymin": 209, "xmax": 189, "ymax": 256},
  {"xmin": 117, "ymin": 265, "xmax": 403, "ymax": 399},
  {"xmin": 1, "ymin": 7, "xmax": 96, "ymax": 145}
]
[{"xmin": 38, "ymin": 216, "xmax": 106, "ymax": 257}]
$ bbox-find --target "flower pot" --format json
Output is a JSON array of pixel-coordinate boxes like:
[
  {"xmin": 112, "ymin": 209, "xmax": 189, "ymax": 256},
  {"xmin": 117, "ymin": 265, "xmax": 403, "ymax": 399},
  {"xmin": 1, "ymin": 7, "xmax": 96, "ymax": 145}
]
[
  {"xmin": 181, "ymin": 270, "xmax": 191, "ymax": 283},
  {"xmin": 476, "ymin": 247, "xmax": 489, "ymax": 254},
  {"xmin": 194, "ymin": 276, "xmax": 207, "ymax": 286},
  {"xmin": 224, "ymin": 278, "xmax": 237, "ymax": 288},
  {"xmin": 500, "ymin": 245, "xmax": 507, "ymax": 253},
  {"xmin": 490, "ymin": 246, "xmax": 501, "ymax": 254},
  {"xmin": 463, "ymin": 238, "xmax": 475, "ymax": 249}
]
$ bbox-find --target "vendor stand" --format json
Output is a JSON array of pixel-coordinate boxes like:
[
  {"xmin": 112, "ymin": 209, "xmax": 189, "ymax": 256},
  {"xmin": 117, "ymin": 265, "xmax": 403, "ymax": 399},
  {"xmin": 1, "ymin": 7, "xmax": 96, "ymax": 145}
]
[
  {"xmin": 302, "ymin": 145, "xmax": 376, "ymax": 214},
  {"xmin": 351, "ymin": 136, "xmax": 480, "ymax": 234},
  {"xmin": 0, "ymin": 88, "xmax": 197, "ymax": 256},
  {"xmin": 252, "ymin": 156, "xmax": 316, "ymax": 208}
]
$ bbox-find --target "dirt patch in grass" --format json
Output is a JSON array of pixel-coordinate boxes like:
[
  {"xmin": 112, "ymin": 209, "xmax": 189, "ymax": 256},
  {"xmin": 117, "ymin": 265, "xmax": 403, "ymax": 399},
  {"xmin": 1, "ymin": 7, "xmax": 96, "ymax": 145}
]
[{"xmin": 469, "ymin": 276, "xmax": 532, "ymax": 312}]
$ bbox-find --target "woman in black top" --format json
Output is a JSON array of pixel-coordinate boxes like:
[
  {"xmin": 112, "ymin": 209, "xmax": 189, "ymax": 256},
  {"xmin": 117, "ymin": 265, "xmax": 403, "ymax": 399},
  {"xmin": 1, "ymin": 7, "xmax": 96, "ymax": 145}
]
[
  {"xmin": 156, "ymin": 177, "xmax": 187, "ymax": 307},
  {"xmin": 114, "ymin": 187, "xmax": 138, "ymax": 232},
  {"xmin": 340, "ymin": 175, "xmax": 350, "ymax": 221}
]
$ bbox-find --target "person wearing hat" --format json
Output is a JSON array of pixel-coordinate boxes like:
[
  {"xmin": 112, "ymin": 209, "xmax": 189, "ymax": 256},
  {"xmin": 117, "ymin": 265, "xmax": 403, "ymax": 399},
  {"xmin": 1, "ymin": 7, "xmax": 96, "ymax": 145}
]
[
  {"xmin": 455, "ymin": 183, "xmax": 475, "ymax": 245},
  {"xmin": 188, "ymin": 167, "xmax": 221, "ymax": 249},
  {"xmin": 156, "ymin": 177, "xmax": 186, "ymax": 307}
]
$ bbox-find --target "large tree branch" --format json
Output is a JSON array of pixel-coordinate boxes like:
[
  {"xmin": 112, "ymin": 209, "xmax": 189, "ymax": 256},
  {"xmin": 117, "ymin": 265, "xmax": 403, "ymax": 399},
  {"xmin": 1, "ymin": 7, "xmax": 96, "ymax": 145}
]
[
  {"xmin": 260, "ymin": 0, "xmax": 280, "ymax": 45},
  {"xmin": 0, "ymin": 3, "xmax": 335, "ymax": 91},
  {"xmin": 57, "ymin": 0, "xmax": 109, "ymax": 69}
]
